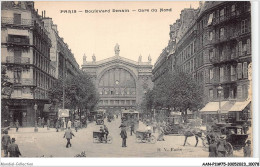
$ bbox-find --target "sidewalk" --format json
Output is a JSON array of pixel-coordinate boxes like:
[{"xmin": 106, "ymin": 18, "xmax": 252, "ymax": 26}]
[{"xmin": 7, "ymin": 127, "xmax": 57, "ymax": 134}]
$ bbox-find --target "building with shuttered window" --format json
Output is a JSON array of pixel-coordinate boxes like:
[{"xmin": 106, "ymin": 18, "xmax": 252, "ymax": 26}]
[{"xmin": 153, "ymin": 1, "xmax": 251, "ymax": 123}]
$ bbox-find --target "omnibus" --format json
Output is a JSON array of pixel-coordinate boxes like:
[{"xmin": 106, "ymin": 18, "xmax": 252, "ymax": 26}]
[
  {"xmin": 96, "ymin": 109, "xmax": 106, "ymax": 125},
  {"xmin": 121, "ymin": 109, "xmax": 139, "ymax": 130}
]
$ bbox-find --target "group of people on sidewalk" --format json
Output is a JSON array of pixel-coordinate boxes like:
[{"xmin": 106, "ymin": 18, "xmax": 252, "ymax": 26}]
[
  {"xmin": 56, "ymin": 119, "xmax": 82, "ymax": 132},
  {"xmin": 2, "ymin": 130, "xmax": 21, "ymax": 157}
]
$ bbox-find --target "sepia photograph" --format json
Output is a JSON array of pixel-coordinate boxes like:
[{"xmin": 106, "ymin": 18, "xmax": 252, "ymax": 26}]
[{"xmin": 0, "ymin": 0, "xmax": 258, "ymax": 165}]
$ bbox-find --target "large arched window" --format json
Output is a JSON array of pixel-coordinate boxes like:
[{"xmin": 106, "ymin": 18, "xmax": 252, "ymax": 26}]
[{"xmin": 98, "ymin": 68, "xmax": 136, "ymax": 95}]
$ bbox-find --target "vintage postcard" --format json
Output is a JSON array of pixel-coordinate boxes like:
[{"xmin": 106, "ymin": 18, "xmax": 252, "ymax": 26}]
[{"xmin": 1, "ymin": 1, "xmax": 258, "ymax": 166}]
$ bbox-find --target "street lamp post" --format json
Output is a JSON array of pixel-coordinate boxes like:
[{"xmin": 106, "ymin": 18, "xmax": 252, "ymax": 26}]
[
  {"xmin": 217, "ymin": 84, "xmax": 223, "ymax": 123},
  {"xmin": 34, "ymin": 104, "xmax": 38, "ymax": 132}
]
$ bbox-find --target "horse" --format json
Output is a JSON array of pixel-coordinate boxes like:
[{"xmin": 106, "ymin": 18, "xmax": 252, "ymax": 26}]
[{"xmin": 182, "ymin": 129, "xmax": 204, "ymax": 147}]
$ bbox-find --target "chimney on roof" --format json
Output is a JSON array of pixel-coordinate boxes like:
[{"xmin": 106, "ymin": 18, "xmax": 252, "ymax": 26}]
[
  {"xmin": 44, "ymin": 10, "xmax": 46, "ymax": 18},
  {"xmin": 42, "ymin": 11, "xmax": 43, "ymax": 18}
]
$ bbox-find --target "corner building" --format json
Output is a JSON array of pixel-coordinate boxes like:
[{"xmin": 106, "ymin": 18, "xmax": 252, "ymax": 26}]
[
  {"xmin": 1, "ymin": 1, "xmax": 56, "ymax": 126},
  {"xmin": 153, "ymin": 2, "xmax": 252, "ymax": 123},
  {"xmin": 81, "ymin": 45, "xmax": 153, "ymax": 113}
]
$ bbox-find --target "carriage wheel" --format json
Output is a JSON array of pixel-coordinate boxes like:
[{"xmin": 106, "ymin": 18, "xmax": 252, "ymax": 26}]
[
  {"xmin": 226, "ymin": 142, "xmax": 233, "ymax": 157},
  {"xmin": 136, "ymin": 136, "xmax": 142, "ymax": 143},
  {"xmin": 149, "ymin": 135, "xmax": 157, "ymax": 144},
  {"xmin": 107, "ymin": 136, "xmax": 113, "ymax": 144}
]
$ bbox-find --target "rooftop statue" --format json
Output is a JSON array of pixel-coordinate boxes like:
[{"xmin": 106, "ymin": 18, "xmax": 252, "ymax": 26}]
[
  {"xmin": 92, "ymin": 54, "xmax": 96, "ymax": 62},
  {"xmin": 114, "ymin": 43, "xmax": 120, "ymax": 56},
  {"xmin": 148, "ymin": 55, "xmax": 152, "ymax": 63},
  {"xmin": 83, "ymin": 54, "xmax": 87, "ymax": 62},
  {"xmin": 138, "ymin": 55, "xmax": 142, "ymax": 62}
]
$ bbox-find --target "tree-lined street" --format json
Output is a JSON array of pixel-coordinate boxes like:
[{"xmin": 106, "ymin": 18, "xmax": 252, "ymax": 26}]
[{"xmin": 1, "ymin": 116, "xmax": 245, "ymax": 157}]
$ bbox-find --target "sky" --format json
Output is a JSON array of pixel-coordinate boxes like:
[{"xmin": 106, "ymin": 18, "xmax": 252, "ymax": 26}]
[{"xmin": 34, "ymin": 1, "xmax": 199, "ymax": 67}]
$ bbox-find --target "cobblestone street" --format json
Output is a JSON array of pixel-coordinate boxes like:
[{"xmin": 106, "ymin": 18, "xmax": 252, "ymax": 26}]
[{"xmin": 1, "ymin": 117, "xmax": 245, "ymax": 157}]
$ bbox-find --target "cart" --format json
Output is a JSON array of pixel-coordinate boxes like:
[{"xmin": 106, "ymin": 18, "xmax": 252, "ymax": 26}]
[
  {"xmin": 135, "ymin": 130, "xmax": 156, "ymax": 144},
  {"xmin": 93, "ymin": 131, "xmax": 112, "ymax": 144}
]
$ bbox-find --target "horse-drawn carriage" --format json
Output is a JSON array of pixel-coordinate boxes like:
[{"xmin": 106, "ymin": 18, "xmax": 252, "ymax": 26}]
[
  {"xmin": 163, "ymin": 113, "xmax": 183, "ymax": 135},
  {"xmin": 93, "ymin": 131, "xmax": 112, "ymax": 144},
  {"xmin": 204, "ymin": 123, "xmax": 248, "ymax": 156},
  {"xmin": 96, "ymin": 110, "xmax": 106, "ymax": 125},
  {"xmin": 135, "ymin": 130, "xmax": 156, "ymax": 144}
]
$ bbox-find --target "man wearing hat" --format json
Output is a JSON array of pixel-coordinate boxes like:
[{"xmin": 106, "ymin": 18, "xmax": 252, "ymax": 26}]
[
  {"xmin": 216, "ymin": 135, "xmax": 228, "ymax": 157},
  {"xmin": 208, "ymin": 138, "xmax": 217, "ymax": 157},
  {"xmin": 63, "ymin": 127, "xmax": 75, "ymax": 148},
  {"xmin": 7, "ymin": 138, "xmax": 21, "ymax": 157},
  {"xmin": 243, "ymin": 140, "xmax": 251, "ymax": 157},
  {"xmin": 120, "ymin": 124, "xmax": 127, "ymax": 147},
  {"xmin": 2, "ymin": 130, "xmax": 11, "ymax": 157},
  {"xmin": 99, "ymin": 126, "xmax": 105, "ymax": 142}
]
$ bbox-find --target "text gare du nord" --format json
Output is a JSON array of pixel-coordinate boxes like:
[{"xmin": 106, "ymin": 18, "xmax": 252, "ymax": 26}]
[{"xmin": 60, "ymin": 8, "xmax": 172, "ymax": 14}]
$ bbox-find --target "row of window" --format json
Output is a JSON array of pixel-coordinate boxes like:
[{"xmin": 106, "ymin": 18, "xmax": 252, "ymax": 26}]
[
  {"xmin": 209, "ymin": 38, "xmax": 251, "ymax": 61},
  {"xmin": 99, "ymin": 88, "xmax": 136, "ymax": 96},
  {"xmin": 208, "ymin": 62, "xmax": 248, "ymax": 84},
  {"xmin": 208, "ymin": 19, "xmax": 250, "ymax": 42},
  {"xmin": 99, "ymin": 100, "xmax": 136, "ymax": 105},
  {"xmin": 178, "ymin": 41, "xmax": 195, "ymax": 63},
  {"xmin": 180, "ymin": 53, "xmax": 203, "ymax": 74},
  {"xmin": 209, "ymin": 84, "xmax": 248, "ymax": 100},
  {"xmin": 33, "ymin": 33, "xmax": 50, "ymax": 59},
  {"xmin": 199, "ymin": 2, "xmax": 250, "ymax": 30},
  {"xmin": 33, "ymin": 69, "xmax": 55, "ymax": 90},
  {"xmin": 33, "ymin": 50, "xmax": 51, "ymax": 74}
]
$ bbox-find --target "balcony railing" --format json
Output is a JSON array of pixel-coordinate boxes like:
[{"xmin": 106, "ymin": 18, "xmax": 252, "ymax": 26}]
[
  {"xmin": 6, "ymin": 56, "xmax": 30, "ymax": 64},
  {"xmin": 212, "ymin": 12, "xmax": 237, "ymax": 26},
  {"xmin": 7, "ymin": 36, "xmax": 30, "ymax": 45},
  {"xmin": 9, "ymin": 78, "xmax": 36, "ymax": 86},
  {"xmin": 1, "ymin": 17, "xmax": 33, "ymax": 26},
  {"xmin": 210, "ymin": 52, "xmax": 238, "ymax": 65}
]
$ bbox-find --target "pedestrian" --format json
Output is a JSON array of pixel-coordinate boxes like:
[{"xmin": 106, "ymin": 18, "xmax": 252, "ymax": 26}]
[
  {"xmin": 104, "ymin": 125, "xmax": 109, "ymax": 143},
  {"xmin": 120, "ymin": 125, "xmax": 127, "ymax": 147},
  {"xmin": 74, "ymin": 120, "xmax": 78, "ymax": 132},
  {"xmin": 47, "ymin": 118, "xmax": 50, "ymax": 130},
  {"xmin": 42, "ymin": 118, "xmax": 45, "ymax": 128},
  {"xmin": 61, "ymin": 118, "xmax": 65, "ymax": 131},
  {"xmin": 55, "ymin": 119, "xmax": 59, "ymax": 132},
  {"xmin": 2, "ymin": 130, "xmax": 11, "ymax": 157},
  {"xmin": 157, "ymin": 126, "xmax": 165, "ymax": 141},
  {"xmin": 145, "ymin": 124, "xmax": 152, "ymax": 138},
  {"xmin": 15, "ymin": 120, "xmax": 19, "ymax": 132},
  {"xmin": 130, "ymin": 122, "xmax": 135, "ymax": 136},
  {"xmin": 152, "ymin": 121, "xmax": 157, "ymax": 133},
  {"xmin": 209, "ymin": 138, "xmax": 217, "ymax": 157},
  {"xmin": 63, "ymin": 127, "xmax": 75, "ymax": 148},
  {"xmin": 38, "ymin": 117, "xmax": 42, "ymax": 127},
  {"xmin": 243, "ymin": 140, "xmax": 251, "ymax": 157},
  {"xmin": 216, "ymin": 135, "xmax": 227, "ymax": 157},
  {"xmin": 242, "ymin": 122, "xmax": 248, "ymax": 134},
  {"xmin": 67, "ymin": 119, "xmax": 71, "ymax": 129},
  {"xmin": 7, "ymin": 138, "xmax": 21, "ymax": 157}
]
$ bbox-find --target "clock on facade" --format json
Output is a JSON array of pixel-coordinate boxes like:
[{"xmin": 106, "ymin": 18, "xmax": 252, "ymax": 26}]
[{"xmin": 115, "ymin": 80, "xmax": 119, "ymax": 85}]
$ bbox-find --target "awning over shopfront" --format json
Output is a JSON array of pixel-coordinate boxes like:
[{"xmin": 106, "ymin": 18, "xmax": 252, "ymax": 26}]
[
  {"xmin": 229, "ymin": 100, "xmax": 251, "ymax": 112},
  {"xmin": 200, "ymin": 101, "xmax": 230, "ymax": 114}
]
